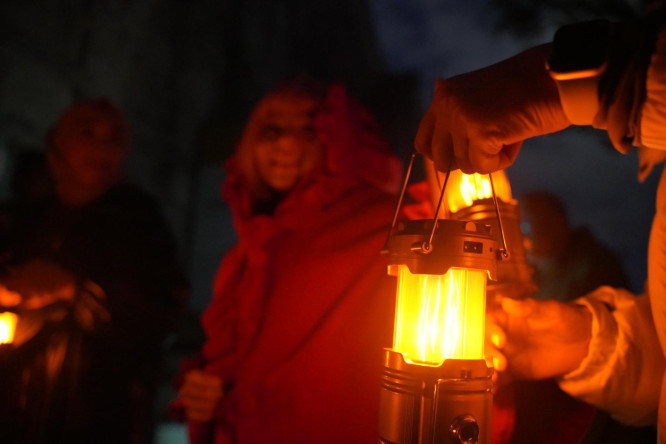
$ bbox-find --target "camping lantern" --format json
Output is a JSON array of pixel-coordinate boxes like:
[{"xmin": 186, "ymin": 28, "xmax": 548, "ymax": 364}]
[
  {"xmin": 0, "ymin": 311, "xmax": 18, "ymax": 345},
  {"xmin": 378, "ymin": 155, "xmax": 501, "ymax": 444},
  {"xmin": 426, "ymin": 162, "xmax": 537, "ymax": 301},
  {"xmin": 431, "ymin": 169, "xmax": 512, "ymax": 217}
]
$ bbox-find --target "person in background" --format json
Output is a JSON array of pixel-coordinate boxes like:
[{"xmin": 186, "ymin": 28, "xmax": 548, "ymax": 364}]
[
  {"xmin": 520, "ymin": 191, "xmax": 629, "ymax": 303},
  {"xmin": 173, "ymin": 78, "xmax": 403, "ymax": 443},
  {"xmin": 414, "ymin": 5, "xmax": 666, "ymax": 441},
  {"xmin": 0, "ymin": 97, "xmax": 187, "ymax": 443}
]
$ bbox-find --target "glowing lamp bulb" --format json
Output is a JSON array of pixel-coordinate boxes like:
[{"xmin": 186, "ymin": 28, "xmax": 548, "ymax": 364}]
[
  {"xmin": 447, "ymin": 170, "xmax": 513, "ymax": 214},
  {"xmin": 427, "ymin": 166, "xmax": 514, "ymax": 217},
  {"xmin": 390, "ymin": 264, "xmax": 486, "ymax": 365},
  {"xmin": 0, "ymin": 312, "xmax": 18, "ymax": 345}
]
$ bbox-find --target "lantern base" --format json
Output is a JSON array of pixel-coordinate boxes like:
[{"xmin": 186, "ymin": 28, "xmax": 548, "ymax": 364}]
[{"xmin": 378, "ymin": 349, "xmax": 493, "ymax": 444}]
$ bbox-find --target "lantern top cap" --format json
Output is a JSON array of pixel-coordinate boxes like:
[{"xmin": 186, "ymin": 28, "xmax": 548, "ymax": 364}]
[{"xmin": 386, "ymin": 218, "xmax": 498, "ymax": 278}]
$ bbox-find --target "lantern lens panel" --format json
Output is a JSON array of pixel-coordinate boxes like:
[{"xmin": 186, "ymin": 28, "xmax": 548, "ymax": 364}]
[{"xmin": 393, "ymin": 265, "xmax": 486, "ymax": 365}]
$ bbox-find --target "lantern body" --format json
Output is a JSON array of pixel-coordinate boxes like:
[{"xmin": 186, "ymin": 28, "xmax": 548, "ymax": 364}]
[
  {"xmin": 391, "ymin": 264, "xmax": 486, "ymax": 365},
  {"xmin": 378, "ymin": 219, "xmax": 496, "ymax": 444},
  {"xmin": 0, "ymin": 312, "xmax": 18, "ymax": 345}
]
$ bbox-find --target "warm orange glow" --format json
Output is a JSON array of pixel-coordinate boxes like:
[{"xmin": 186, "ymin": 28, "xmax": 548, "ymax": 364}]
[
  {"xmin": 439, "ymin": 169, "xmax": 513, "ymax": 214},
  {"xmin": 0, "ymin": 312, "xmax": 17, "ymax": 344},
  {"xmin": 390, "ymin": 265, "xmax": 487, "ymax": 365}
]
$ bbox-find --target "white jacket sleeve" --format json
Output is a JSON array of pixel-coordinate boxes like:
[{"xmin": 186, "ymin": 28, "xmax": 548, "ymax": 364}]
[{"xmin": 557, "ymin": 286, "xmax": 665, "ymax": 426}]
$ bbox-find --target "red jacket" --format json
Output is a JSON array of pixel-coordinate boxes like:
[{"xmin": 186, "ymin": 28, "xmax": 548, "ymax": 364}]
[{"xmin": 189, "ymin": 84, "xmax": 402, "ymax": 443}]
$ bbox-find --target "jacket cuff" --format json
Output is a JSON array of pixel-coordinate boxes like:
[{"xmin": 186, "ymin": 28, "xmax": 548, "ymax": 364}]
[
  {"xmin": 557, "ymin": 294, "xmax": 618, "ymax": 389},
  {"xmin": 558, "ymin": 287, "xmax": 661, "ymax": 426},
  {"xmin": 638, "ymin": 26, "xmax": 666, "ymax": 149}
]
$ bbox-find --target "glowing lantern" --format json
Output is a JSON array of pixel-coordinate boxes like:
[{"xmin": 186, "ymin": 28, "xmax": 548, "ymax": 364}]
[
  {"xmin": 388, "ymin": 221, "xmax": 494, "ymax": 365},
  {"xmin": 0, "ymin": 312, "xmax": 18, "ymax": 345},
  {"xmin": 426, "ymin": 161, "xmax": 537, "ymax": 301},
  {"xmin": 378, "ymin": 155, "xmax": 499, "ymax": 444},
  {"xmin": 446, "ymin": 170, "xmax": 513, "ymax": 214},
  {"xmin": 427, "ymin": 167, "xmax": 514, "ymax": 219}
]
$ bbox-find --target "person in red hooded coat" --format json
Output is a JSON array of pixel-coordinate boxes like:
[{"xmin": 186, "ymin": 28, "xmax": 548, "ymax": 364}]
[{"xmin": 175, "ymin": 79, "xmax": 404, "ymax": 443}]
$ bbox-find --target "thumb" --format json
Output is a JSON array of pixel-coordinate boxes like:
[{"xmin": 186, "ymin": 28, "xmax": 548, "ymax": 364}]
[
  {"xmin": 467, "ymin": 139, "xmax": 521, "ymax": 174},
  {"xmin": 501, "ymin": 297, "xmax": 535, "ymax": 317}
]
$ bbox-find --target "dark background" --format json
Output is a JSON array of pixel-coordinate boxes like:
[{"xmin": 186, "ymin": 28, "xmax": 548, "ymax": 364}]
[{"xmin": 0, "ymin": 1, "xmax": 656, "ymax": 441}]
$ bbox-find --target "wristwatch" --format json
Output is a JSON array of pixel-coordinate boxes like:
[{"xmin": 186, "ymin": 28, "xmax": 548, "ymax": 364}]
[{"xmin": 547, "ymin": 19, "xmax": 612, "ymax": 125}]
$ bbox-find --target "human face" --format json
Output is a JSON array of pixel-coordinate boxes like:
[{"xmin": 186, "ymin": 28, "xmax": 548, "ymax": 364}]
[
  {"xmin": 52, "ymin": 110, "xmax": 128, "ymax": 193},
  {"xmin": 252, "ymin": 95, "xmax": 323, "ymax": 194}
]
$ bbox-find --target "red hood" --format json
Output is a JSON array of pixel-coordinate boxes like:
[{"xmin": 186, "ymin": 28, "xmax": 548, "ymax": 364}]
[{"xmin": 221, "ymin": 83, "xmax": 403, "ymax": 233}]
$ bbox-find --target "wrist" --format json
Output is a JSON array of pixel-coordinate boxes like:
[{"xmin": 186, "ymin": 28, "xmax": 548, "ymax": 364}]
[
  {"xmin": 512, "ymin": 43, "xmax": 571, "ymax": 132},
  {"xmin": 568, "ymin": 304, "xmax": 593, "ymax": 373},
  {"xmin": 558, "ymin": 295, "xmax": 617, "ymax": 382},
  {"xmin": 638, "ymin": 26, "xmax": 666, "ymax": 150},
  {"xmin": 547, "ymin": 20, "xmax": 611, "ymax": 125}
]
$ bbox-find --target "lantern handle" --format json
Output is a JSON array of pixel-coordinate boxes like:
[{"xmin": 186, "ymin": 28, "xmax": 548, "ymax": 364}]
[
  {"xmin": 489, "ymin": 173, "xmax": 510, "ymax": 260},
  {"xmin": 382, "ymin": 152, "xmax": 417, "ymax": 255},
  {"xmin": 431, "ymin": 165, "xmax": 510, "ymax": 260},
  {"xmin": 423, "ymin": 157, "xmax": 455, "ymax": 253}
]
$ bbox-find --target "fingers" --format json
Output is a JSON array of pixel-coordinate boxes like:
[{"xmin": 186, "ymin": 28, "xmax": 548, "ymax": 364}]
[
  {"xmin": 449, "ymin": 124, "xmax": 473, "ymax": 173},
  {"xmin": 492, "ymin": 351, "xmax": 508, "ymax": 373},
  {"xmin": 416, "ymin": 78, "xmax": 460, "ymax": 172},
  {"xmin": 22, "ymin": 282, "xmax": 76, "ymax": 310},
  {"xmin": 75, "ymin": 292, "xmax": 110, "ymax": 331},
  {"xmin": 500, "ymin": 296, "xmax": 536, "ymax": 317},
  {"xmin": 420, "ymin": 112, "xmax": 467, "ymax": 174},
  {"xmin": 432, "ymin": 131, "xmax": 455, "ymax": 172},
  {"xmin": 415, "ymin": 77, "xmax": 445, "ymax": 159},
  {"xmin": 486, "ymin": 305, "xmax": 507, "ymax": 345},
  {"xmin": 488, "ymin": 326, "xmax": 506, "ymax": 350},
  {"xmin": 485, "ymin": 329, "xmax": 507, "ymax": 373},
  {"xmin": 485, "ymin": 306, "xmax": 508, "ymax": 374},
  {"xmin": 494, "ymin": 298, "xmax": 592, "ymax": 379},
  {"xmin": 500, "ymin": 142, "xmax": 522, "ymax": 168},
  {"xmin": 180, "ymin": 370, "xmax": 224, "ymax": 423},
  {"xmin": 0, "ymin": 285, "xmax": 21, "ymax": 307},
  {"xmin": 414, "ymin": 103, "xmax": 436, "ymax": 158},
  {"xmin": 466, "ymin": 136, "xmax": 522, "ymax": 174},
  {"xmin": 415, "ymin": 98, "xmax": 516, "ymax": 174},
  {"xmin": 415, "ymin": 105, "xmax": 458, "ymax": 172},
  {"xmin": 181, "ymin": 370, "xmax": 223, "ymax": 400},
  {"xmin": 484, "ymin": 348, "xmax": 506, "ymax": 386}
]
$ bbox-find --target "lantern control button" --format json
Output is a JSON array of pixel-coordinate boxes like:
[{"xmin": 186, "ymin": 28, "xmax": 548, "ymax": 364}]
[
  {"xmin": 464, "ymin": 221, "xmax": 477, "ymax": 232},
  {"xmin": 463, "ymin": 241, "xmax": 483, "ymax": 254},
  {"xmin": 449, "ymin": 414, "xmax": 480, "ymax": 444}
]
